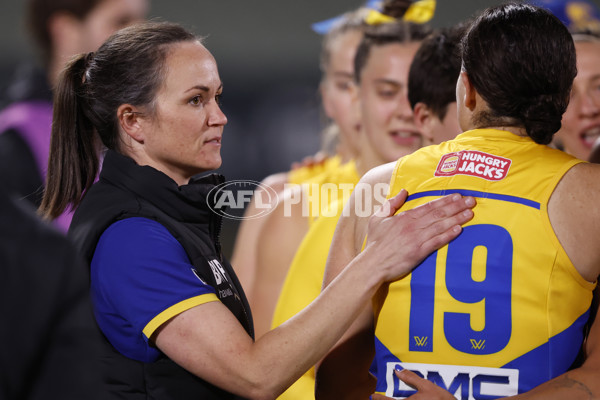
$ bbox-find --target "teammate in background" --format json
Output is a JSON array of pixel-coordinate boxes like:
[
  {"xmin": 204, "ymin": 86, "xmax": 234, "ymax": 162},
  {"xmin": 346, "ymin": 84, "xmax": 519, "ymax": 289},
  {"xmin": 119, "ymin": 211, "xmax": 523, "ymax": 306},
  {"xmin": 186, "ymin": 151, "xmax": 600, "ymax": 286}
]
[
  {"xmin": 553, "ymin": 32, "xmax": 600, "ymax": 160},
  {"xmin": 0, "ymin": 0, "xmax": 148, "ymax": 231},
  {"xmin": 270, "ymin": 22, "xmax": 463, "ymax": 400},
  {"xmin": 244, "ymin": 6, "xmax": 369, "ymax": 337},
  {"xmin": 317, "ymin": 3, "xmax": 600, "ymax": 399},
  {"xmin": 252, "ymin": 0, "xmax": 434, "ymax": 340},
  {"xmin": 530, "ymin": 0, "xmax": 600, "ymax": 160},
  {"xmin": 408, "ymin": 24, "xmax": 466, "ymax": 145},
  {"xmin": 228, "ymin": 6, "xmax": 369, "ymax": 297}
]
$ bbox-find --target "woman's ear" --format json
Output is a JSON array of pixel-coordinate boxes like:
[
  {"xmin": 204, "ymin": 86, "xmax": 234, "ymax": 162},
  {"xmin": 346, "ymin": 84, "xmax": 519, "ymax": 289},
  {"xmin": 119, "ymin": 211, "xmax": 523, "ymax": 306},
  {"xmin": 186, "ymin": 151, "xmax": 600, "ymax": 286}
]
[
  {"xmin": 460, "ymin": 71, "xmax": 477, "ymax": 111},
  {"xmin": 117, "ymin": 104, "xmax": 145, "ymax": 143},
  {"xmin": 413, "ymin": 102, "xmax": 434, "ymax": 144}
]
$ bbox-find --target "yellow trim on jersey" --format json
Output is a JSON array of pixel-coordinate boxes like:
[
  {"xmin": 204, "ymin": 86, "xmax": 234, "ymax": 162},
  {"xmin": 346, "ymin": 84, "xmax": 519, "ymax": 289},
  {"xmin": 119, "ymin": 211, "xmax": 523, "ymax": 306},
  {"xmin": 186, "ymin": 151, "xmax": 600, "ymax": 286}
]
[{"xmin": 143, "ymin": 293, "xmax": 219, "ymax": 339}]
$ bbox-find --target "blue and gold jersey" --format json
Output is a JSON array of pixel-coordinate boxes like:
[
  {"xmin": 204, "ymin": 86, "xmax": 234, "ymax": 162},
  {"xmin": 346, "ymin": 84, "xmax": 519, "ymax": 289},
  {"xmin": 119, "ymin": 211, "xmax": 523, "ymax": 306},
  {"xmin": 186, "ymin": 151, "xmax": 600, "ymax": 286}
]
[{"xmin": 373, "ymin": 129, "xmax": 595, "ymax": 399}]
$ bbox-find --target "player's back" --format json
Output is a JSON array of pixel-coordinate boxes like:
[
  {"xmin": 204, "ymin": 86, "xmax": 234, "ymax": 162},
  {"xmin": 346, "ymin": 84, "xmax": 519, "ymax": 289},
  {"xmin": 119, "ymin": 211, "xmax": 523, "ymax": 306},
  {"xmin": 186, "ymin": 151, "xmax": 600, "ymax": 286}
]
[{"xmin": 373, "ymin": 128, "xmax": 595, "ymax": 399}]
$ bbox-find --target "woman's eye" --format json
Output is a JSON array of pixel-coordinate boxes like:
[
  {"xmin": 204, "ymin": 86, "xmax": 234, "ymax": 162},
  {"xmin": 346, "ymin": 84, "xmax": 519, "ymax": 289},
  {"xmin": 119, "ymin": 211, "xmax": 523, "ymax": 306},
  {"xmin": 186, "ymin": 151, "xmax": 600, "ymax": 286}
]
[
  {"xmin": 190, "ymin": 96, "xmax": 202, "ymax": 106},
  {"xmin": 215, "ymin": 94, "xmax": 223, "ymax": 105},
  {"xmin": 378, "ymin": 90, "xmax": 396, "ymax": 98},
  {"xmin": 335, "ymin": 81, "xmax": 352, "ymax": 91}
]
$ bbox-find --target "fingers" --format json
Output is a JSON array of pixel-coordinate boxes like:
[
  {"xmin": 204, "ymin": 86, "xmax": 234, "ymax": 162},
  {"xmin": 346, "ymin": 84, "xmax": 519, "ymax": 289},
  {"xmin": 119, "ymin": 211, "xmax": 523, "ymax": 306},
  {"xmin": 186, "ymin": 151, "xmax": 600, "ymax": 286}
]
[
  {"xmin": 375, "ymin": 189, "xmax": 408, "ymax": 218},
  {"xmin": 414, "ymin": 199, "xmax": 475, "ymax": 257},
  {"xmin": 402, "ymin": 194, "xmax": 475, "ymax": 240},
  {"xmin": 395, "ymin": 368, "xmax": 424, "ymax": 391},
  {"xmin": 409, "ymin": 193, "xmax": 476, "ymax": 221}
]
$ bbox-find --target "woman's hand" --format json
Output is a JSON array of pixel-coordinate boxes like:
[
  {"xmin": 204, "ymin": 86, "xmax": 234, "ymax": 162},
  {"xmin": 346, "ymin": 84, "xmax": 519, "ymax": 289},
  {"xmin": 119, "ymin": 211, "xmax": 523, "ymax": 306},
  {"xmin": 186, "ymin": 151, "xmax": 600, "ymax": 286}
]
[
  {"xmin": 364, "ymin": 190, "xmax": 476, "ymax": 282},
  {"xmin": 371, "ymin": 368, "xmax": 457, "ymax": 400}
]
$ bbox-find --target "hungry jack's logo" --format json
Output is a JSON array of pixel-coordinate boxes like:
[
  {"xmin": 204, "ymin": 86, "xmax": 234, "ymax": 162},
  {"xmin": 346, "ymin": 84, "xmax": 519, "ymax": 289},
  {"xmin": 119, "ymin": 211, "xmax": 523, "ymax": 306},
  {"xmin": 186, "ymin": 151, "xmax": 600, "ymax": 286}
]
[{"xmin": 435, "ymin": 150, "xmax": 512, "ymax": 181}]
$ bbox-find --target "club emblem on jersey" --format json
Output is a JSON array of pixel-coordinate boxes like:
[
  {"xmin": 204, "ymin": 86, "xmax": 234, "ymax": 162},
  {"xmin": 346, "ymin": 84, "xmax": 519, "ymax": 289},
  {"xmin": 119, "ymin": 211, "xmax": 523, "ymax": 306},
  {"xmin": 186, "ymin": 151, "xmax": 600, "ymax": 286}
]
[
  {"xmin": 435, "ymin": 150, "xmax": 511, "ymax": 181},
  {"xmin": 414, "ymin": 336, "xmax": 428, "ymax": 347},
  {"xmin": 470, "ymin": 339, "xmax": 486, "ymax": 350}
]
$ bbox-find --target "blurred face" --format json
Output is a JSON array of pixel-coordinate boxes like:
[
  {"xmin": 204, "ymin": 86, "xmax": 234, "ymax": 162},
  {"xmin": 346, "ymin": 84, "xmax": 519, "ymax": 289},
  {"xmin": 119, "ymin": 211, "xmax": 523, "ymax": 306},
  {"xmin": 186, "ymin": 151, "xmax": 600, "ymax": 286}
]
[
  {"xmin": 357, "ymin": 42, "xmax": 423, "ymax": 164},
  {"xmin": 555, "ymin": 40, "xmax": 600, "ymax": 160},
  {"xmin": 80, "ymin": 0, "xmax": 148, "ymax": 52},
  {"xmin": 138, "ymin": 42, "xmax": 228, "ymax": 185},
  {"xmin": 422, "ymin": 102, "xmax": 462, "ymax": 145},
  {"xmin": 321, "ymin": 30, "xmax": 363, "ymax": 156}
]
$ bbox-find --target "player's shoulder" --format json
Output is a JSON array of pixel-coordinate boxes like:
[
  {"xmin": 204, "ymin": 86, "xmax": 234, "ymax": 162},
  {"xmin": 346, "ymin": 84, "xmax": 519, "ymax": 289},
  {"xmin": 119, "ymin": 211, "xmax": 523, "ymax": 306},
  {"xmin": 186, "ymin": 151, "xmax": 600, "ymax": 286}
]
[{"xmin": 358, "ymin": 161, "xmax": 397, "ymax": 188}]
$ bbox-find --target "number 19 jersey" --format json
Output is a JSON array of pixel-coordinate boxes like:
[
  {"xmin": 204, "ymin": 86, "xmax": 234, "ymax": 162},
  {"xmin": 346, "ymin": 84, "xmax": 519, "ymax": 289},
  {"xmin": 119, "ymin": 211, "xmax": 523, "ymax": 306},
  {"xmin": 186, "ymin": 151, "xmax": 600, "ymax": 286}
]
[{"xmin": 373, "ymin": 129, "xmax": 595, "ymax": 399}]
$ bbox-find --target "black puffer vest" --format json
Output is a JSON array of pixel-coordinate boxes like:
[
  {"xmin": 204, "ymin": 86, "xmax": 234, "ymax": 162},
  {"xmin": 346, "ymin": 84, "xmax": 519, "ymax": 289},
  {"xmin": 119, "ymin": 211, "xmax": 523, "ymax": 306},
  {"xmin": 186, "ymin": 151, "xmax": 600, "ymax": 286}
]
[{"xmin": 69, "ymin": 150, "xmax": 253, "ymax": 400}]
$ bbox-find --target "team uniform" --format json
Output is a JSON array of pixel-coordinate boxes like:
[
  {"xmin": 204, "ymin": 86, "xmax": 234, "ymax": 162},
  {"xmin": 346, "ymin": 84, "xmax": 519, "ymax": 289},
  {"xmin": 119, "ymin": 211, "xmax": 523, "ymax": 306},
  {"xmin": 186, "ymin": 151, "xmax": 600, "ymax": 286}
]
[
  {"xmin": 70, "ymin": 151, "xmax": 252, "ymax": 399},
  {"xmin": 294, "ymin": 159, "xmax": 360, "ymax": 227},
  {"xmin": 372, "ymin": 129, "xmax": 595, "ymax": 399},
  {"xmin": 271, "ymin": 162, "xmax": 361, "ymax": 400},
  {"xmin": 287, "ymin": 155, "xmax": 342, "ymax": 186}
]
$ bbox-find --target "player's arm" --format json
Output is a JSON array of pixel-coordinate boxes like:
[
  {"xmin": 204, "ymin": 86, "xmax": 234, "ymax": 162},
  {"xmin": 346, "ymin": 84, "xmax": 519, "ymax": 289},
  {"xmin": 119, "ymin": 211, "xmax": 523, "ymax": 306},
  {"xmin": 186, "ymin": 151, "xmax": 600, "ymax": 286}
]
[
  {"xmin": 156, "ymin": 166, "xmax": 475, "ymax": 400},
  {"xmin": 252, "ymin": 185, "xmax": 309, "ymax": 338},
  {"xmin": 230, "ymin": 172, "xmax": 287, "ymax": 302},
  {"xmin": 315, "ymin": 163, "xmax": 395, "ymax": 399}
]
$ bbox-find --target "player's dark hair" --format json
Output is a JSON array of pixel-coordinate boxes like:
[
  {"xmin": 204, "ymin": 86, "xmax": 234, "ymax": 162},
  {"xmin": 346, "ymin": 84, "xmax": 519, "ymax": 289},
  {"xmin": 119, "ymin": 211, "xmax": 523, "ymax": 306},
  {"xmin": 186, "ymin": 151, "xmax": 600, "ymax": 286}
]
[
  {"xmin": 461, "ymin": 3, "xmax": 577, "ymax": 144},
  {"xmin": 408, "ymin": 23, "xmax": 468, "ymax": 120}
]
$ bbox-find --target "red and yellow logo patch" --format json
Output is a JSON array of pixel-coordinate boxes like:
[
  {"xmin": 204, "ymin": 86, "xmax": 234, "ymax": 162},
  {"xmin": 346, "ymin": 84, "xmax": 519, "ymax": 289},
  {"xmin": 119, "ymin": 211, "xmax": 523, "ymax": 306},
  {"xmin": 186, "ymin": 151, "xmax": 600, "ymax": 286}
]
[{"xmin": 435, "ymin": 150, "xmax": 511, "ymax": 181}]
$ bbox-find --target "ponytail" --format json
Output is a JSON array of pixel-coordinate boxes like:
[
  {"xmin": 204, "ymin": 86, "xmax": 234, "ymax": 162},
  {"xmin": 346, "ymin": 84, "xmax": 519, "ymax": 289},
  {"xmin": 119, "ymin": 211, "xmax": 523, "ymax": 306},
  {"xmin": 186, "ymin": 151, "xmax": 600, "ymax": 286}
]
[
  {"xmin": 40, "ymin": 22, "xmax": 200, "ymax": 220},
  {"xmin": 39, "ymin": 53, "xmax": 100, "ymax": 220}
]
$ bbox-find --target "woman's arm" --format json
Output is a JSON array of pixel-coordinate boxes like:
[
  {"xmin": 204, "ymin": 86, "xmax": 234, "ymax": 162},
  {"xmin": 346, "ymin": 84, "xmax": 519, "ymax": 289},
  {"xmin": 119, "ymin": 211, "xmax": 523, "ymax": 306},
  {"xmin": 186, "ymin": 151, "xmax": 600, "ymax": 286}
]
[{"xmin": 156, "ymin": 165, "xmax": 475, "ymax": 400}]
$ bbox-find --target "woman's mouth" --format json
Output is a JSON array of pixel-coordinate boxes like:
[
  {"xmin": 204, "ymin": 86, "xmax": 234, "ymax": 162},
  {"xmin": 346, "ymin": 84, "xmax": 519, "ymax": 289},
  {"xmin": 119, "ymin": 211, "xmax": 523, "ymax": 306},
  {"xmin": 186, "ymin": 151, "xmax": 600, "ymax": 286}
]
[
  {"xmin": 581, "ymin": 126, "xmax": 600, "ymax": 148},
  {"xmin": 205, "ymin": 137, "xmax": 222, "ymax": 145},
  {"xmin": 389, "ymin": 130, "xmax": 422, "ymax": 147}
]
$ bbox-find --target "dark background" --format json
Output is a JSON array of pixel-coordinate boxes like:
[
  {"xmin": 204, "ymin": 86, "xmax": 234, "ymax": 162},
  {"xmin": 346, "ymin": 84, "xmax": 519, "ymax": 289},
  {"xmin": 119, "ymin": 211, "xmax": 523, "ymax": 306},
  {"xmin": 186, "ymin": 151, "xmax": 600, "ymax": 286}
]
[{"xmin": 1, "ymin": 0, "xmax": 598, "ymax": 254}]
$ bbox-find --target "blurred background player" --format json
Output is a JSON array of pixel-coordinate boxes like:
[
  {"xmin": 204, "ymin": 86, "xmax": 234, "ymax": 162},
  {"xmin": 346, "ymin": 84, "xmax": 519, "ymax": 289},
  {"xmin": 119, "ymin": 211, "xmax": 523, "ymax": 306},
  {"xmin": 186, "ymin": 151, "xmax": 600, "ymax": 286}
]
[
  {"xmin": 408, "ymin": 24, "xmax": 466, "ymax": 145},
  {"xmin": 251, "ymin": 0, "xmax": 434, "ymax": 340},
  {"xmin": 271, "ymin": 19, "xmax": 464, "ymax": 400},
  {"xmin": 0, "ymin": 0, "xmax": 148, "ymax": 231},
  {"xmin": 530, "ymin": 0, "xmax": 600, "ymax": 160},
  {"xmin": 228, "ymin": 3, "xmax": 373, "ymax": 300}
]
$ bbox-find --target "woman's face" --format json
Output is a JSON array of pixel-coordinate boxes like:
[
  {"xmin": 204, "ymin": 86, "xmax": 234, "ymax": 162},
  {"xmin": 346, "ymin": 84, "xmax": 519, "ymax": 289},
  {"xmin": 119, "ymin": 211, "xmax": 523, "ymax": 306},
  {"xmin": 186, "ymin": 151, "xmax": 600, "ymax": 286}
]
[
  {"xmin": 555, "ymin": 40, "xmax": 600, "ymax": 160},
  {"xmin": 320, "ymin": 30, "xmax": 363, "ymax": 155},
  {"xmin": 138, "ymin": 41, "xmax": 228, "ymax": 185},
  {"xmin": 357, "ymin": 42, "xmax": 424, "ymax": 164}
]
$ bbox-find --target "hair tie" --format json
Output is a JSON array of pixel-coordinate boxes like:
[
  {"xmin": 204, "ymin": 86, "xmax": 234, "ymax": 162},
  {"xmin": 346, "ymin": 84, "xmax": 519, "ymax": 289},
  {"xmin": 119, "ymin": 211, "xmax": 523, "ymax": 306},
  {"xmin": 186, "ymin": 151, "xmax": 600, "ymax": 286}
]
[
  {"xmin": 365, "ymin": 9, "xmax": 397, "ymax": 25},
  {"xmin": 364, "ymin": 0, "xmax": 436, "ymax": 26},
  {"xmin": 83, "ymin": 51, "xmax": 95, "ymax": 83},
  {"xmin": 404, "ymin": 0, "xmax": 436, "ymax": 24}
]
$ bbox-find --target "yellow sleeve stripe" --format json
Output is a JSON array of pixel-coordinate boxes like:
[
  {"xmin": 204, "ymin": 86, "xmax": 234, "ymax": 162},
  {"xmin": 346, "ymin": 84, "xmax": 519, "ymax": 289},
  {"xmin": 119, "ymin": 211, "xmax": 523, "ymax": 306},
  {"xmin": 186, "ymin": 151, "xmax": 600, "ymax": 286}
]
[{"xmin": 142, "ymin": 293, "xmax": 219, "ymax": 339}]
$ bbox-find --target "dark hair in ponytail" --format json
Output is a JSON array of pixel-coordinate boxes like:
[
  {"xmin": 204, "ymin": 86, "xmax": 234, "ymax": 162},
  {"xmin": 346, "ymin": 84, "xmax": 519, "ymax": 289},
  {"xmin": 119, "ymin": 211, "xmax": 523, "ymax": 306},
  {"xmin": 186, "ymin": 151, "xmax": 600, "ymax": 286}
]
[
  {"xmin": 354, "ymin": 0, "xmax": 432, "ymax": 82},
  {"xmin": 40, "ymin": 21, "xmax": 198, "ymax": 220},
  {"xmin": 461, "ymin": 3, "xmax": 577, "ymax": 144}
]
